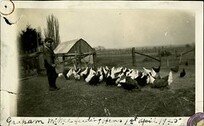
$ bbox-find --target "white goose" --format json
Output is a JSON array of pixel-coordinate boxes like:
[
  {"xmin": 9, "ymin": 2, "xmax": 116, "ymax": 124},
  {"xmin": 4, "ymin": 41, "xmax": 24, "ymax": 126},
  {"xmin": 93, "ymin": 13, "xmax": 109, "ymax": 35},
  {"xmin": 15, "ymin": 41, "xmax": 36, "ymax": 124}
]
[
  {"xmin": 80, "ymin": 67, "xmax": 88, "ymax": 76},
  {"xmin": 143, "ymin": 67, "xmax": 151, "ymax": 75},
  {"xmin": 72, "ymin": 70, "xmax": 80, "ymax": 80},
  {"xmin": 85, "ymin": 68, "xmax": 96, "ymax": 83},
  {"xmin": 128, "ymin": 69, "xmax": 139, "ymax": 80},
  {"xmin": 66, "ymin": 68, "xmax": 73, "ymax": 79}
]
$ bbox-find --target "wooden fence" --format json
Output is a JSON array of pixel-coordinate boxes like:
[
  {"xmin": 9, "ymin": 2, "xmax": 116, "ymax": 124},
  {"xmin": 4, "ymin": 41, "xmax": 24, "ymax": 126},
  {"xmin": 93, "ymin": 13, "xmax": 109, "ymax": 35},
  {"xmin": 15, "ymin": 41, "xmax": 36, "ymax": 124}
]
[
  {"xmin": 132, "ymin": 47, "xmax": 195, "ymax": 67},
  {"xmin": 132, "ymin": 47, "xmax": 161, "ymax": 67},
  {"xmin": 19, "ymin": 51, "xmax": 43, "ymax": 80},
  {"xmin": 19, "ymin": 50, "xmax": 97, "ymax": 80}
]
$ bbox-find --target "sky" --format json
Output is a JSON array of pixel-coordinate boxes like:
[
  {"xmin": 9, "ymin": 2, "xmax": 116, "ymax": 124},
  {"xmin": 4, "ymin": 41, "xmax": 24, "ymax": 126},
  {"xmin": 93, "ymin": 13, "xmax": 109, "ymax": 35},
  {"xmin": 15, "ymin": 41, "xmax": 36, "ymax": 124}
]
[{"xmin": 16, "ymin": 8, "xmax": 195, "ymax": 49}]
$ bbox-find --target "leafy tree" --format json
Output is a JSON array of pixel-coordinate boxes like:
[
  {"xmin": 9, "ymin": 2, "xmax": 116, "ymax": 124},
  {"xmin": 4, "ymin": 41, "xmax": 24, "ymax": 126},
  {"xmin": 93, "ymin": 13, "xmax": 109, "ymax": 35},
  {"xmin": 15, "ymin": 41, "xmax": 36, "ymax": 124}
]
[
  {"xmin": 18, "ymin": 25, "xmax": 42, "ymax": 54},
  {"xmin": 44, "ymin": 14, "xmax": 60, "ymax": 48}
]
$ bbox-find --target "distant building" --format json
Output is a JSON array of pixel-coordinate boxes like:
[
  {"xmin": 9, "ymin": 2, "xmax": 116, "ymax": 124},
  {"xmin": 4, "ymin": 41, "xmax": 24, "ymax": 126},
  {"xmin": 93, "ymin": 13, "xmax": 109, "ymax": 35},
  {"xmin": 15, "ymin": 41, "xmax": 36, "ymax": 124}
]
[{"xmin": 54, "ymin": 38, "xmax": 96, "ymax": 71}]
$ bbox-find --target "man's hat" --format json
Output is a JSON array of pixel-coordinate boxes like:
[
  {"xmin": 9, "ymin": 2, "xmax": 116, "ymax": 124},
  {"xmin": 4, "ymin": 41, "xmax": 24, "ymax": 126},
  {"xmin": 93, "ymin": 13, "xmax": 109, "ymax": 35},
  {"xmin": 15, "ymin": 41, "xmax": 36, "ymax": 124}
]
[{"xmin": 45, "ymin": 38, "xmax": 54, "ymax": 43}]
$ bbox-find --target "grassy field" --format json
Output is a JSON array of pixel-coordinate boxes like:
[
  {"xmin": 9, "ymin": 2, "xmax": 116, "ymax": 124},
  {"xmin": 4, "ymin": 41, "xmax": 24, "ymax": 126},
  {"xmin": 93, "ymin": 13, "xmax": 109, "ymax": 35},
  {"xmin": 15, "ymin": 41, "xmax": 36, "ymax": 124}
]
[{"xmin": 17, "ymin": 45, "xmax": 195, "ymax": 117}]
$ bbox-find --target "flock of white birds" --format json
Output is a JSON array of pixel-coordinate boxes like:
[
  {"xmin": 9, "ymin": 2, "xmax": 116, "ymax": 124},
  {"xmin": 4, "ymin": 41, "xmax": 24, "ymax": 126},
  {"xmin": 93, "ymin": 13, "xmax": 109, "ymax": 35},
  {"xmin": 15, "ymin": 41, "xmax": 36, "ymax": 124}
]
[{"xmin": 58, "ymin": 65, "xmax": 174, "ymax": 91}]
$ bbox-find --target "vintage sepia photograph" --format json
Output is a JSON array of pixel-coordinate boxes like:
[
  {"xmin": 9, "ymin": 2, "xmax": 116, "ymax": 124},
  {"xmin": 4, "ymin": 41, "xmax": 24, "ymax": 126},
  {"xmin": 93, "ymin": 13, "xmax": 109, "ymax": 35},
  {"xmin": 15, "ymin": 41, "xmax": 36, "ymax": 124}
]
[
  {"xmin": 17, "ymin": 8, "xmax": 196, "ymax": 117},
  {"xmin": 1, "ymin": 1, "xmax": 203, "ymax": 125}
]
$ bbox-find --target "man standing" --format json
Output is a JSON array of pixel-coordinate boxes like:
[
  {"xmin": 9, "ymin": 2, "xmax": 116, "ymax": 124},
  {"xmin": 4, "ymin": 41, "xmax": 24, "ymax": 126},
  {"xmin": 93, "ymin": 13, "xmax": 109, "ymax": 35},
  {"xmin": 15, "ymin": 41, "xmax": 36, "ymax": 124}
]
[{"xmin": 43, "ymin": 38, "xmax": 59, "ymax": 91}]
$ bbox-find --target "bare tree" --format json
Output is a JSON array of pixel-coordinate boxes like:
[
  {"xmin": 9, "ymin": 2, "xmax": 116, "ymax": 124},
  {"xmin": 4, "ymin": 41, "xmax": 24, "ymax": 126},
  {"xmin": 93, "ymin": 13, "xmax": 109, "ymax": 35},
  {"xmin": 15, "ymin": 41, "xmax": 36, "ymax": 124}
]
[{"xmin": 44, "ymin": 14, "xmax": 60, "ymax": 48}]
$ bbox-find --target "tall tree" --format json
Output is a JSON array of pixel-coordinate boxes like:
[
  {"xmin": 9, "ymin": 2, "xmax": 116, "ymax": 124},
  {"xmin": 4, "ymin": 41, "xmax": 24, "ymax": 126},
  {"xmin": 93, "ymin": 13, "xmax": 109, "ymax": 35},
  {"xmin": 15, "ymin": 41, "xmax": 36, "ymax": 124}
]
[
  {"xmin": 18, "ymin": 25, "xmax": 42, "ymax": 54},
  {"xmin": 44, "ymin": 14, "xmax": 60, "ymax": 48}
]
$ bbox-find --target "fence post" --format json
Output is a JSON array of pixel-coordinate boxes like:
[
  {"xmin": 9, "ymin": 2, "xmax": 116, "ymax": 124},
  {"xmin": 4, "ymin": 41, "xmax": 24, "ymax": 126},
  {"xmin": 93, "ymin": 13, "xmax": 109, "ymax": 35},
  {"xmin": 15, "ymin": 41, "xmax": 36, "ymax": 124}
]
[
  {"xmin": 62, "ymin": 54, "xmax": 65, "ymax": 61},
  {"xmin": 132, "ymin": 47, "xmax": 135, "ymax": 67},
  {"xmin": 93, "ymin": 52, "xmax": 97, "ymax": 70},
  {"xmin": 159, "ymin": 49, "xmax": 161, "ymax": 66},
  {"xmin": 78, "ymin": 45, "xmax": 82, "ymax": 69},
  {"xmin": 179, "ymin": 54, "xmax": 182, "ymax": 64}
]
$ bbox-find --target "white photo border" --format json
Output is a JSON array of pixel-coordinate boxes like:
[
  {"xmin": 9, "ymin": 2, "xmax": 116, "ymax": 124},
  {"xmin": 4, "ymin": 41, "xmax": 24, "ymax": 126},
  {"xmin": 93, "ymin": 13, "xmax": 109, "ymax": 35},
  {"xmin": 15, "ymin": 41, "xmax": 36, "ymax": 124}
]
[{"xmin": 1, "ymin": 1, "xmax": 203, "ymax": 126}]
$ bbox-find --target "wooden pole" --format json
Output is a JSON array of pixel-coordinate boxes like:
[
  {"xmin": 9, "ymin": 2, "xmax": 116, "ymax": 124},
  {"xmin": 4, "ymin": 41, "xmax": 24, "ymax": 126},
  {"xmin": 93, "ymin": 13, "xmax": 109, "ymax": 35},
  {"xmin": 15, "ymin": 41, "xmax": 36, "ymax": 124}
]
[
  {"xmin": 93, "ymin": 51, "xmax": 97, "ymax": 70},
  {"xmin": 158, "ymin": 49, "xmax": 161, "ymax": 66},
  {"xmin": 62, "ymin": 54, "xmax": 65, "ymax": 68},
  {"xmin": 179, "ymin": 54, "xmax": 182, "ymax": 64},
  {"xmin": 78, "ymin": 44, "xmax": 82, "ymax": 69},
  {"xmin": 176, "ymin": 48, "xmax": 195, "ymax": 57},
  {"xmin": 74, "ymin": 51, "xmax": 77, "ymax": 70},
  {"xmin": 132, "ymin": 47, "xmax": 135, "ymax": 66},
  {"xmin": 62, "ymin": 54, "xmax": 65, "ymax": 61},
  {"xmin": 134, "ymin": 51, "xmax": 161, "ymax": 62}
]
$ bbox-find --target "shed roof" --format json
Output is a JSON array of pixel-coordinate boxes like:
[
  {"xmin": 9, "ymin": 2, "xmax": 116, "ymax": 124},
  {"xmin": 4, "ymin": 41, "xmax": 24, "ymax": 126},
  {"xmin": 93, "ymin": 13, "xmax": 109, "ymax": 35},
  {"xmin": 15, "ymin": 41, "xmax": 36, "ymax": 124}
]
[{"xmin": 54, "ymin": 38, "xmax": 94, "ymax": 55}]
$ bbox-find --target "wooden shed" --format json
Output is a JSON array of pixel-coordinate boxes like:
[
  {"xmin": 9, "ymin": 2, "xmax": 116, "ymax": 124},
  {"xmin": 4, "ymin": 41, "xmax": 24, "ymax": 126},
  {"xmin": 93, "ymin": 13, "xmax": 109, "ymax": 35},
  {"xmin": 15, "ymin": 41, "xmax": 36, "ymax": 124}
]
[{"xmin": 54, "ymin": 38, "xmax": 96, "ymax": 69}]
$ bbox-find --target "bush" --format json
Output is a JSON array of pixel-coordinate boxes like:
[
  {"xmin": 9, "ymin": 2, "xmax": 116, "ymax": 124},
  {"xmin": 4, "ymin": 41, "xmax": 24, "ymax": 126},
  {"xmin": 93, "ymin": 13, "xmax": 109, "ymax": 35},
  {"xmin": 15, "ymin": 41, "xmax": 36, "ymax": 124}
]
[{"xmin": 160, "ymin": 50, "xmax": 172, "ymax": 57}]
